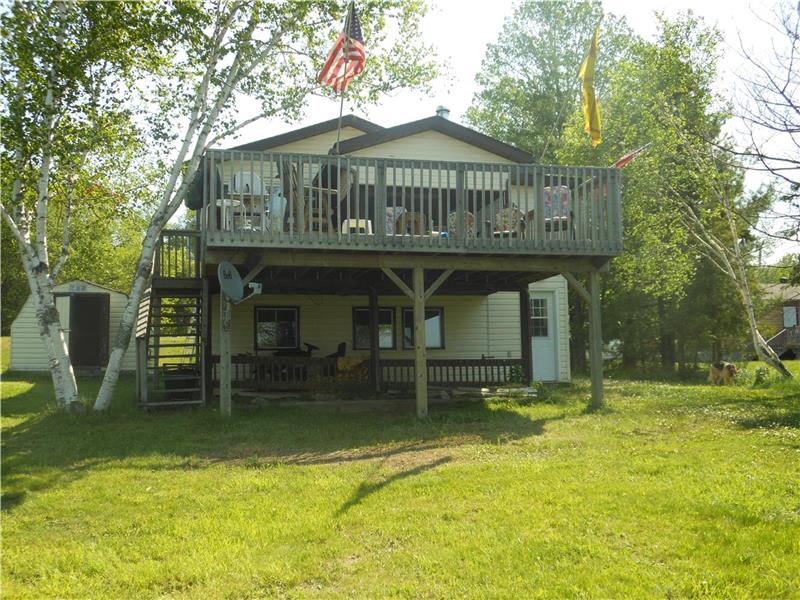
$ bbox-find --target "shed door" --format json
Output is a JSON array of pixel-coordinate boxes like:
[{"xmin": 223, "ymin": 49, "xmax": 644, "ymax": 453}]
[
  {"xmin": 55, "ymin": 295, "xmax": 71, "ymax": 348},
  {"xmin": 530, "ymin": 292, "xmax": 557, "ymax": 381},
  {"xmin": 69, "ymin": 293, "xmax": 110, "ymax": 368}
]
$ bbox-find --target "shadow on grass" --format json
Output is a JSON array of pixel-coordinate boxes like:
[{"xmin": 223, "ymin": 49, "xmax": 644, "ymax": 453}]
[
  {"xmin": 737, "ymin": 409, "xmax": 800, "ymax": 430},
  {"xmin": 335, "ymin": 456, "xmax": 453, "ymax": 515},
  {"xmin": 2, "ymin": 374, "xmax": 569, "ymax": 513}
]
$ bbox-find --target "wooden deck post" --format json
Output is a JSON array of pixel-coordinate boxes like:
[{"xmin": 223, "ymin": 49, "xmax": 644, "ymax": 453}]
[
  {"xmin": 519, "ymin": 284, "xmax": 533, "ymax": 384},
  {"xmin": 219, "ymin": 294, "xmax": 232, "ymax": 417},
  {"xmin": 369, "ymin": 287, "xmax": 381, "ymax": 392},
  {"xmin": 412, "ymin": 266, "xmax": 428, "ymax": 418},
  {"xmin": 588, "ymin": 270, "xmax": 604, "ymax": 410},
  {"xmin": 136, "ymin": 337, "xmax": 147, "ymax": 406}
]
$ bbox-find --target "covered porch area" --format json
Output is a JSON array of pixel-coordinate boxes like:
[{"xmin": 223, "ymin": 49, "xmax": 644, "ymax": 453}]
[{"xmin": 206, "ymin": 249, "xmax": 606, "ymax": 416}]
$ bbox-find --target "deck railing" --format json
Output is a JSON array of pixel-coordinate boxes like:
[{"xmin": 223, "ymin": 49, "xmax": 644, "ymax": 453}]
[
  {"xmin": 210, "ymin": 355, "xmax": 523, "ymax": 392},
  {"xmin": 199, "ymin": 150, "xmax": 623, "ymax": 256},
  {"xmin": 154, "ymin": 229, "xmax": 201, "ymax": 279},
  {"xmin": 380, "ymin": 358, "xmax": 523, "ymax": 387},
  {"xmin": 211, "ymin": 355, "xmax": 340, "ymax": 391}
]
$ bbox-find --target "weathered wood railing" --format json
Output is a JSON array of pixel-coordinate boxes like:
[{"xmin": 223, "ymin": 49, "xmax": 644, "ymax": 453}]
[
  {"xmin": 767, "ymin": 326, "xmax": 800, "ymax": 354},
  {"xmin": 198, "ymin": 150, "xmax": 623, "ymax": 256},
  {"xmin": 211, "ymin": 355, "xmax": 339, "ymax": 390},
  {"xmin": 380, "ymin": 358, "xmax": 523, "ymax": 387},
  {"xmin": 154, "ymin": 229, "xmax": 201, "ymax": 279},
  {"xmin": 210, "ymin": 355, "xmax": 523, "ymax": 391}
]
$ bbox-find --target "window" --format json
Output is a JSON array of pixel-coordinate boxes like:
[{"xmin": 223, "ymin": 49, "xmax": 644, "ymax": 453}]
[
  {"xmin": 353, "ymin": 308, "xmax": 395, "ymax": 350},
  {"xmin": 784, "ymin": 305, "xmax": 798, "ymax": 328},
  {"xmin": 254, "ymin": 307, "xmax": 298, "ymax": 350},
  {"xmin": 531, "ymin": 298, "xmax": 548, "ymax": 337},
  {"xmin": 402, "ymin": 307, "xmax": 444, "ymax": 349}
]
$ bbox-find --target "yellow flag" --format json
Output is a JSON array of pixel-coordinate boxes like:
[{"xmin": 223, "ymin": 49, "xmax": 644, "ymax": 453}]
[{"xmin": 578, "ymin": 26, "xmax": 601, "ymax": 147}]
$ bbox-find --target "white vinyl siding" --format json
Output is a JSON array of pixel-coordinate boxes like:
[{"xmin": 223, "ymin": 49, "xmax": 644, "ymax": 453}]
[
  {"xmin": 486, "ymin": 275, "xmax": 571, "ymax": 383},
  {"xmin": 265, "ymin": 126, "xmax": 369, "ymax": 156},
  {"xmin": 348, "ymin": 130, "xmax": 516, "ymax": 163},
  {"xmin": 10, "ymin": 280, "xmax": 137, "ymax": 372},
  {"xmin": 209, "ymin": 276, "xmax": 571, "ymax": 383},
  {"xmin": 212, "ymin": 294, "xmax": 488, "ymax": 360}
]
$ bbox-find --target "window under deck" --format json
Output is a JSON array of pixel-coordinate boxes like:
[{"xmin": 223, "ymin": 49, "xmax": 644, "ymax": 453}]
[{"xmin": 196, "ymin": 150, "xmax": 623, "ymax": 258}]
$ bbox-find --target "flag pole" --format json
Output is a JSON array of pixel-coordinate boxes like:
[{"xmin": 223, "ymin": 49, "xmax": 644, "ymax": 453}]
[{"xmin": 334, "ymin": 3, "xmax": 354, "ymax": 156}]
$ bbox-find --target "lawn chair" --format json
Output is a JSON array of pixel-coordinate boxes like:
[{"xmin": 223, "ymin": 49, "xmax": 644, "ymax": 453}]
[{"xmin": 395, "ymin": 211, "xmax": 430, "ymax": 236}]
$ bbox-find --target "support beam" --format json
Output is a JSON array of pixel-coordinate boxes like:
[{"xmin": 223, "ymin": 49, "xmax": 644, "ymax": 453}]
[
  {"xmin": 563, "ymin": 272, "xmax": 591, "ymax": 304},
  {"xmin": 381, "ymin": 267, "xmax": 413, "ymax": 299},
  {"xmin": 219, "ymin": 295, "xmax": 232, "ymax": 417},
  {"xmin": 588, "ymin": 270, "xmax": 604, "ymax": 410},
  {"xmin": 424, "ymin": 269, "xmax": 454, "ymax": 301},
  {"xmin": 206, "ymin": 249, "xmax": 606, "ymax": 274},
  {"xmin": 369, "ymin": 287, "xmax": 381, "ymax": 393},
  {"xmin": 136, "ymin": 337, "xmax": 147, "ymax": 406},
  {"xmin": 519, "ymin": 285, "xmax": 533, "ymax": 385},
  {"xmin": 242, "ymin": 254, "xmax": 269, "ymax": 285},
  {"xmin": 412, "ymin": 267, "xmax": 428, "ymax": 418}
]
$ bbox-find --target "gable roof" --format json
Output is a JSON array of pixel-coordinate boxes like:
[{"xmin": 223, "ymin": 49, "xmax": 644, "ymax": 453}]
[
  {"xmin": 54, "ymin": 279, "xmax": 127, "ymax": 297},
  {"xmin": 334, "ymin": 115, "xmax": 535, "ymax": 163},
  {"xmin": 763, "ymin": 283, "xmax": 800, "ymax": 303},
  {"xmin": 229, "ymin": 114, "xmax": 384, "ymax": 152}
]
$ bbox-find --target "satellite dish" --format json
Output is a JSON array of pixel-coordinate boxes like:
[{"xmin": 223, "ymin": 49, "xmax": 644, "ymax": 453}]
[{"xmin": 218, "ymin": 261, "xmax": 244, "ymax": 302}]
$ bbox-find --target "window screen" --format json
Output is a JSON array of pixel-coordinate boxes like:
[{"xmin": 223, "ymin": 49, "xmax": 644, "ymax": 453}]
[
  {"xmin": 402, "ymin": 308, "xmax": 444, "ymax": 349},
  {"xmin": 255, "ymin": 307, "xmax": 298, "ymax": 350},
  {"xmin": 353, "ymin": 308, "xmax": 395, "ymax": 350}
]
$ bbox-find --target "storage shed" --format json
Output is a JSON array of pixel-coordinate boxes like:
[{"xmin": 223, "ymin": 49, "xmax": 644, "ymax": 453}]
[{"xmin": 10, "ymin": 280, "xmax": 136, "ymax": 372}]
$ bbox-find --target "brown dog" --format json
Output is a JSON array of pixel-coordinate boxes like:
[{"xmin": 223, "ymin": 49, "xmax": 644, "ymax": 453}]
[{"xmin": 708, "ymin": 362, "xmax": 738, "ymax": 385}]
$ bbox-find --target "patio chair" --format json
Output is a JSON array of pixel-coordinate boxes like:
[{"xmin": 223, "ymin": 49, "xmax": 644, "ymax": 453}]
[
  {"xmin": 279, "ymin": 161, "xmax": 305, "ymax": 233},
  {"xmin": 490, "ymin": 206, "xmax": 524, "ymax": 238},
  {"xmin": 544, "ymin": 185, "xmax": 572, "ymax": 235},
  {"xmin": 395, "ymin": 211, "xmax": 430, "ymax": 236},
  {"xmin": 447, "ymin": 211, "xmax": 476, "ymax": 239},
  {"xmin": 310, "ymin": 165, "xmax": 357, "ymax": 233}
]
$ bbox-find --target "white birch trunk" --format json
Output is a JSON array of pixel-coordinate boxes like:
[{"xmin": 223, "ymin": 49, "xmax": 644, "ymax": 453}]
[
  {"xmin": 93, "ymin": 216, "xmax": 167, "ymax": 410},
  {"xmin": 93, "ymin": 5, "xmax": 270, "ymax": 411},
  {"xmin": 6, "ymin": 220, "xmax": 81, "ymax": 410}
]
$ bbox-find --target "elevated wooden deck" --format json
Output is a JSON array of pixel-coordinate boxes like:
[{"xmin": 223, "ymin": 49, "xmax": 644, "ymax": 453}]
[{"xmin": 194, "ymin": 150, "xmax": 623, "ymax": 260}]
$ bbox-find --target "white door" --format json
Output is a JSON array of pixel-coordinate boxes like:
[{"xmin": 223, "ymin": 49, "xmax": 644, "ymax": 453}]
[
  {"xmin": 56, "ymin": 295, "xmax": 71, "ymax": 347},
  {"xmin": 530, "ymin": 292, "xmax": 557, "ymax": 381}
]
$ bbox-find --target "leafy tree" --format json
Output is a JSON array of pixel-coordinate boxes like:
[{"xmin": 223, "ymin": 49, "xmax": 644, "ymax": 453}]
[
  {"xmin": 465, "ymin": 0, "xmax": 633, "ymax": 163},
  {"xmin": 557, "ymin": 13, "xmax": 759, "ymax": 370},
  {"xmin": 1, "ymin": 1, "xmax": 175, "ymax": 409}
]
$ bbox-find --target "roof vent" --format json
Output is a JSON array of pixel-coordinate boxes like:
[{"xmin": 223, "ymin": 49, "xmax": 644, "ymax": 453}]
[{"xmin": 435, "ymin": 105, "xmax": 450, "ymax": 119}]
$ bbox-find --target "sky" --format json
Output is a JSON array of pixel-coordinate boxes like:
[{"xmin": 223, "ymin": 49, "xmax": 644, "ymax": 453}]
[
  {"xmin": 221, "ymin": 0, "xmax": 794, "ymax": 258},
  {"xmin": 231, "ymin": 0, "xmax": 779, "ymax": 142}
]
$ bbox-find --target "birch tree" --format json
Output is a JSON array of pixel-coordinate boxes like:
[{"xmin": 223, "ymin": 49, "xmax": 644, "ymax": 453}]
[
  {"xmin": 674, "ymin": 142, "xmax": 793, "ymax": 378},
  {"xmin": 93, "ymin": 0, "xmax": 439, "ymax": 410},
  {"xmin": 0, "ymin": 1, "xmax": 171, "ymax": 410}
]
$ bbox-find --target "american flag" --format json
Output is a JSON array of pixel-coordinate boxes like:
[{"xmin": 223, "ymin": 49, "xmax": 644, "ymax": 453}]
[
  {"xmin": 318, "ymin": 4, "xmax": 366, "ymax": 93},
  {"xmin": 613, "ymin": 144, "xmax": 649, "ymax": 169}
]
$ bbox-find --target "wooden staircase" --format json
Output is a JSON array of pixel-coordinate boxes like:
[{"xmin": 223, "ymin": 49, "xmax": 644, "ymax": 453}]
[
  {"xmin": 767, "ymin": 326, "xmax": 800, "ymax": 358},
  {"xmin": 136, "ymin": 229, "xmax": 205, "ymax": 408}
]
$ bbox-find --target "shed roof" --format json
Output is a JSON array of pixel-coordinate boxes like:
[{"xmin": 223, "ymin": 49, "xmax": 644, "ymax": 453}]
[{"xmin": 763, "ymin": 283, "xmax": 800, "ymax": 303}]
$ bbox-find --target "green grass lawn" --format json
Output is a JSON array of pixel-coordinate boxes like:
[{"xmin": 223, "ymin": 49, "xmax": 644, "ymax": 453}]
[{"xmin": 2, "ymin": 342, "xmax": 799, "ymax": 599}]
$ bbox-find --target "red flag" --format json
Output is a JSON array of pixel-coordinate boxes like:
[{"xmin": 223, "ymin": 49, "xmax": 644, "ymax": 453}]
[
  {"xmin": 318, "ymin": 4, "xmax": 366, "ymax": 93},
  {"xmin": 613, "ymin": 144, "xmax": 649, "ymax": 169}
]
